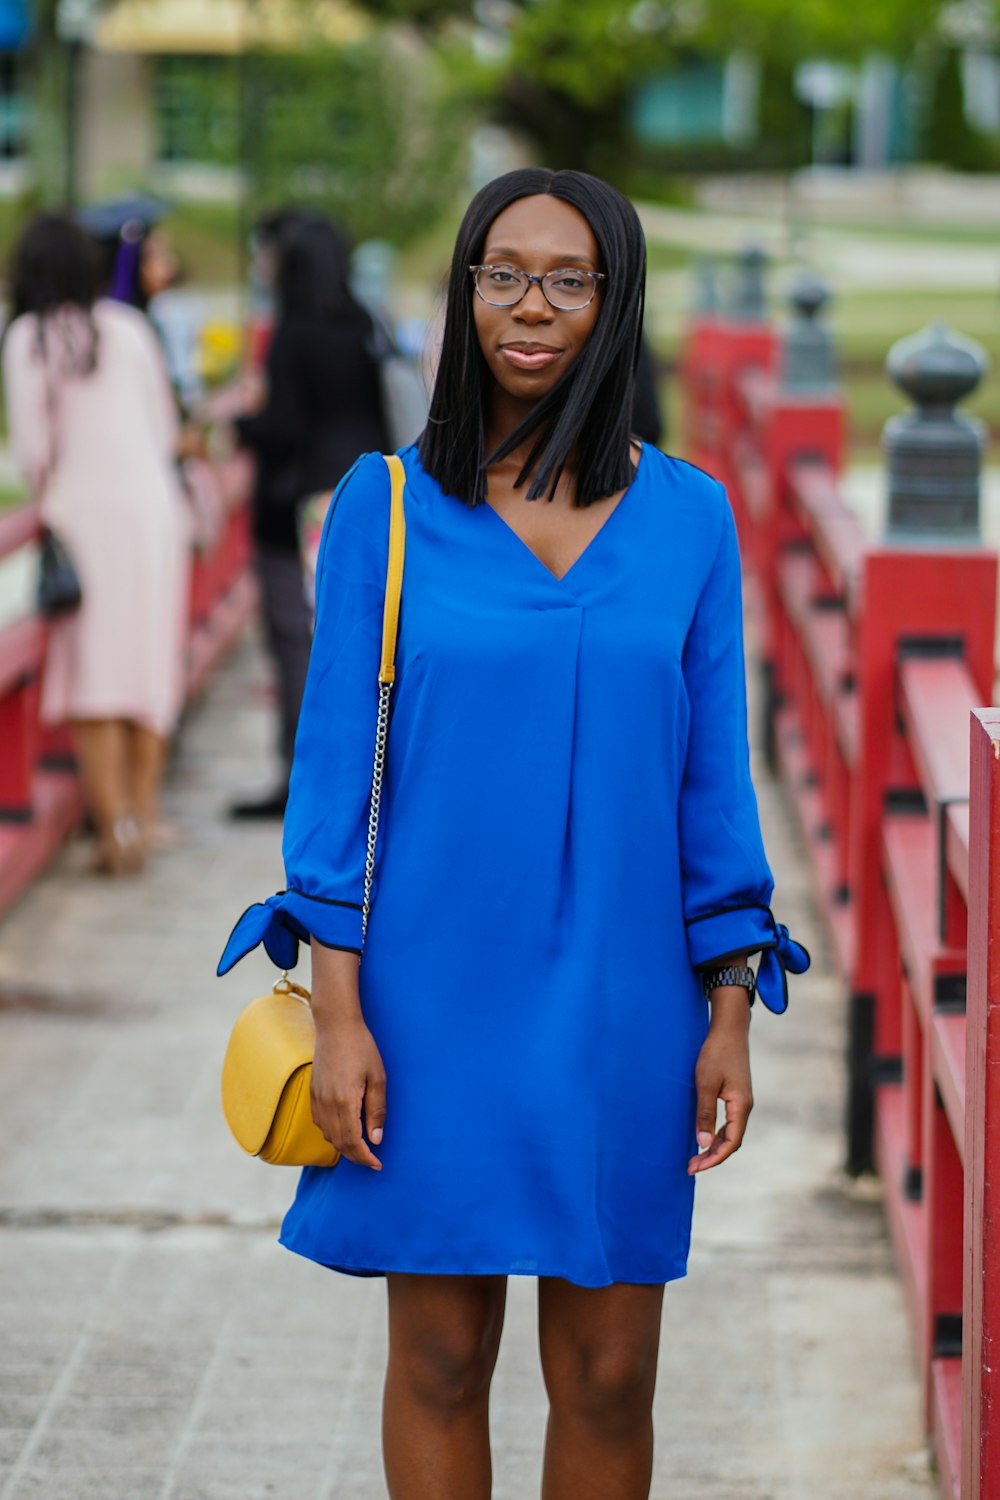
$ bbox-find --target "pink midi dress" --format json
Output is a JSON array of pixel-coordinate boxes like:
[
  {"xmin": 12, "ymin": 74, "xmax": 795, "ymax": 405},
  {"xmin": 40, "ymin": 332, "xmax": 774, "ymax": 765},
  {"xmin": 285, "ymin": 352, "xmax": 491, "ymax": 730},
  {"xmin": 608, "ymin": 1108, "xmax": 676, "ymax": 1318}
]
[{"xmin": 3, "ymin": 299, "xmax": 190, "ymax": 735}]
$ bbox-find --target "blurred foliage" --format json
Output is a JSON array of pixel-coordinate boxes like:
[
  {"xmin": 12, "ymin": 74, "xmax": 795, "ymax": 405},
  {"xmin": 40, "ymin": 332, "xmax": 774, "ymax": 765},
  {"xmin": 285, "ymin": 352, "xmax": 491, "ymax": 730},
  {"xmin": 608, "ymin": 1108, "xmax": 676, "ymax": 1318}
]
[
  {"xmin": 155, "ymin": 56, "xmax": 242, "ymax": 167},
  {"xmin": 696, "ymin": 0, "xmax": 944, "ymax": 62},
  {"xmin": 921, "ymin": 47, "xmax": 1000, "ymax": 172},
  {"xmin": 22, "ymin": 0, "xmax": 70, "ymax": 204},
  {"xmin": 346, "ymin": 0, "xmax": 996, "ymax": 185},
  {"xmin": 243, "ymin": 36, "xmax": 470, "ymax": 245},
  {"xmin": 492, "ymin": 0, "xmax": 950, "ymax": 178}
]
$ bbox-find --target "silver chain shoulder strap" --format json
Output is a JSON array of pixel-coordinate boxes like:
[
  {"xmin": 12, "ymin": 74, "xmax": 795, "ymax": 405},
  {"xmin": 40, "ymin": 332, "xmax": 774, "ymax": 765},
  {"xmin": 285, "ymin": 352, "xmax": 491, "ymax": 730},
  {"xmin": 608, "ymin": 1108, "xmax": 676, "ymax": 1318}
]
[{"xmin": 362, "ymin": 678, "xmax": 392, "ymax": 942}]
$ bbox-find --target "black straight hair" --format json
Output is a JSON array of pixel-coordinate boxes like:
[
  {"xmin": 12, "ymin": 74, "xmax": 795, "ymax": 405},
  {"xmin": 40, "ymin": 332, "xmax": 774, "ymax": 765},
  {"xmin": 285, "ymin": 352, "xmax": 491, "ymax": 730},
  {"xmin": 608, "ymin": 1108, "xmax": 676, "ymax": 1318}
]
[
  {"xmin": 418, "ymin": 167, "xmax": 647, "ymax": 508},
  {"xmin": 5, "ymin": 211, "xmax": 102, "ymax": 372},
  {"xmin": 276, "ymin": 212, "xmax": 364, "ymax": 321}
]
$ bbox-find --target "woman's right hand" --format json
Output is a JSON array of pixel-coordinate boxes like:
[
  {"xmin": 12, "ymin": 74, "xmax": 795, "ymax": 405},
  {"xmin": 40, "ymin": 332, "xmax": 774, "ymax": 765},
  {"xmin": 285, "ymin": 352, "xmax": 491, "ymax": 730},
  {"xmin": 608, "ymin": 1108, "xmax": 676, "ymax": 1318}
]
[{"xmin": 310, "ymin": 1014, "xmax": 387, "ymax": 1171}]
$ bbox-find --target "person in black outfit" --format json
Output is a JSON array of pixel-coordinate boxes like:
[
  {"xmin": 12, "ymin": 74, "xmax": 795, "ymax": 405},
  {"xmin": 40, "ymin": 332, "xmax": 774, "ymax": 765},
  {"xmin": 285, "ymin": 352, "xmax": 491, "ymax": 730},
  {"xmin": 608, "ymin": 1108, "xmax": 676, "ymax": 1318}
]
[{"xmin": 231, "ymin": 213, "xmax": 388, "ymax": 819}]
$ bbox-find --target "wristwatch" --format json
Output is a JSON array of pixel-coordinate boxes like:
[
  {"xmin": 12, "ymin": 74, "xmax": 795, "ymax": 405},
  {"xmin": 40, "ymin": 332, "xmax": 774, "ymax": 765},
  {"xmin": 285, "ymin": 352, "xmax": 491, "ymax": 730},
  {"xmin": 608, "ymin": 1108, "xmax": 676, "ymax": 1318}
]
[{"xmin": 701, "ymin": 964, "xmax": 756, "ymax": 1005}]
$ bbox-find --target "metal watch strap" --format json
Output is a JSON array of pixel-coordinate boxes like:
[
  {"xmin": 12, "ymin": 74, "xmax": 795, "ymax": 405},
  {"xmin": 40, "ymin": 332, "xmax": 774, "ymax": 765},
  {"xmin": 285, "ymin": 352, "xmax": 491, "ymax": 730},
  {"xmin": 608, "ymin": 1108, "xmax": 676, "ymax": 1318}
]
[{"xmin": 701, "ymin": 964, "xmax": 756, "ymax": 1004}]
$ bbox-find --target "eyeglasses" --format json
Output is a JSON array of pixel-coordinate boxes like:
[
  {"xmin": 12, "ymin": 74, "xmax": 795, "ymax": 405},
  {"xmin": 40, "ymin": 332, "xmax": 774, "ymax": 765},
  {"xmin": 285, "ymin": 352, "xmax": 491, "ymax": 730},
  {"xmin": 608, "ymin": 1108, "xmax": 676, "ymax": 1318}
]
[{"xmin": 469, "ymin": 263, "xmax": 606, "ymax": 312}]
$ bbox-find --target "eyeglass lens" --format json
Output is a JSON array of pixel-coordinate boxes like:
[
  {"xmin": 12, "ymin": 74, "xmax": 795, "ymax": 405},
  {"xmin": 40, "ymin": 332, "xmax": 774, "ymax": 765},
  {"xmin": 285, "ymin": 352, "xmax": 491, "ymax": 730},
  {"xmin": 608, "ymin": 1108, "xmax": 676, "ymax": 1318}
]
[{"xmin": 476, "ymin": 266, "xmax": 597, "ymax": 310}]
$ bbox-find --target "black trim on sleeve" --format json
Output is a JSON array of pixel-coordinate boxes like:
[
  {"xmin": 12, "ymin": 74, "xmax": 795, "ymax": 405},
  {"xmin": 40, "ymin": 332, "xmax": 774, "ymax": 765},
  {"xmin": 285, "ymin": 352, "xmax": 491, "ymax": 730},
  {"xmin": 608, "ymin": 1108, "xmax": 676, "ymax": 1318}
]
[
  {"xmin": 312, "ymin": 938, "xmax": 363, "ymax": 957},
  {"xmin": 284, "ymin": 887, "xmax": 363, "ymax": 913},
  {"xmin": 695, "ymin": 940, "xmax": 776, "ymax": 972}
]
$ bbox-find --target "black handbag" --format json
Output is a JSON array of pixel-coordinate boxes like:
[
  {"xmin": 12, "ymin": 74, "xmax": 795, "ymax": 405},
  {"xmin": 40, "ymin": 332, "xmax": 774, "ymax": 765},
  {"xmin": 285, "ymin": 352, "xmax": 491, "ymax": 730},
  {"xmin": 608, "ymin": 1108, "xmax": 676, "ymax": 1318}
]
[
  {"xmin": 33, "ymin": 345, "xmax": 83, "ymax": 619},
  {"xmin": 37, "ymin": 527, "xmax": 83, "ymax": 618}
]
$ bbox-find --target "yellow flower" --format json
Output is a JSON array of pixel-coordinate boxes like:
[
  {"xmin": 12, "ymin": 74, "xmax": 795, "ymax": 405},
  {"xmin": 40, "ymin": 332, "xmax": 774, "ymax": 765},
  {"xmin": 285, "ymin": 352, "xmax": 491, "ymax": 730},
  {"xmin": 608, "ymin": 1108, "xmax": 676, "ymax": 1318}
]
[{"xmin": 198, "ymin": 321, "xmax": 244, "ymax": 386}]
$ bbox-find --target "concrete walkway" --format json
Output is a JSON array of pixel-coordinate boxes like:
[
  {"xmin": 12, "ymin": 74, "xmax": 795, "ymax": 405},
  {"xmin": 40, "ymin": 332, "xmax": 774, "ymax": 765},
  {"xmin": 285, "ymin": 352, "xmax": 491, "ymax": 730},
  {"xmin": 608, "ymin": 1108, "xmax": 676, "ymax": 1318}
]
[{"xmin": 0, "ymin": 626, "xmax": 935, "ymax": 1500}]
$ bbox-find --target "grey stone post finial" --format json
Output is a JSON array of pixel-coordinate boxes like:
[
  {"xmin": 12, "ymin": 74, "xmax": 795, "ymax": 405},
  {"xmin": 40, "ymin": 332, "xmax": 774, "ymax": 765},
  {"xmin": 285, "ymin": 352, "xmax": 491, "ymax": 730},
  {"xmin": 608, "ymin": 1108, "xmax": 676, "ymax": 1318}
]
[
  {"xmin": 691, "ymin": 255, "xmax": 719, "ymax": 315},
  {"xmin": 780, "ymin": 273, "xmax": 837, "ymax": 394},
  {"xmin": 729, "ymin": 243, "xmax": 768, "ymax": 321},
  {"xmin": 883, "ymin": 322, "xmax": 989, "ymax": 542}
]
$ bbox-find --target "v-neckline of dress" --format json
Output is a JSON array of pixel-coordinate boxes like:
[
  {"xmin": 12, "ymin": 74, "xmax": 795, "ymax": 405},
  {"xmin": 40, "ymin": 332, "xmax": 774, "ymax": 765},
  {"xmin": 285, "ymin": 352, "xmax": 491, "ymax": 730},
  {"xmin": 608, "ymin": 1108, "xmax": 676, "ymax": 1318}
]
[{"xmin": 483, "ymin": 445, "xmax": 644, "ymax": 587}]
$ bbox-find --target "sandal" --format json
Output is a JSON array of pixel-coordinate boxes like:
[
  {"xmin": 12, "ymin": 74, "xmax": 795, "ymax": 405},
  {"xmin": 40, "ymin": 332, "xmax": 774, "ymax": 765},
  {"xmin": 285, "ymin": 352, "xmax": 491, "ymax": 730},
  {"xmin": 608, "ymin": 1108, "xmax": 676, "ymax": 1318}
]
[{"xmin": 91, "ymin": 816, "xmax": 146, "ymax": 877}]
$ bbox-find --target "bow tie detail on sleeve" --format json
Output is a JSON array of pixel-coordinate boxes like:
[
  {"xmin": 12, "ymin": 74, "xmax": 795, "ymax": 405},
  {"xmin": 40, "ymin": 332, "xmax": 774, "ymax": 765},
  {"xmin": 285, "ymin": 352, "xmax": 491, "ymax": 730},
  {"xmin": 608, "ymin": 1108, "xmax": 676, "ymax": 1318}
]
[{"xmin": 755, "ymin": 921, "xmax": 811, "ymax": 1015}]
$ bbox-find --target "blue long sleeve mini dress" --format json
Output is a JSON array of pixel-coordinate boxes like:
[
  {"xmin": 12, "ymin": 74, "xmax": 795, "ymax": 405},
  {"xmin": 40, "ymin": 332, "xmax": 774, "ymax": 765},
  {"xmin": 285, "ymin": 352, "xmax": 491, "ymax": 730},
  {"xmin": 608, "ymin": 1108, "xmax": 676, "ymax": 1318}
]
[{"xmin": 219, "ymin": 442, "xmax": 809, "ymax": 1288}]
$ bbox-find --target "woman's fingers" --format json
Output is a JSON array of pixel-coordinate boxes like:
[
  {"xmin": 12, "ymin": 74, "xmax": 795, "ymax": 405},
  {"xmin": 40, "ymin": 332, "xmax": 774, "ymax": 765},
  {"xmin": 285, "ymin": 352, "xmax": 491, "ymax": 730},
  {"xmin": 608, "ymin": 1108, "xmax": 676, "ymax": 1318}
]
[
  {"xmin": 310, "ymin": 1082, "xmax": 383, "ymax": 1170},
  {"xmin": 687, "ymin": 1089, "xmax": 752, "ymax": 1175},
  {"xmin": 694, "ymin": 1082, "xmax": 718, "ymax": 1153},
  {"xmin": 334, "ymin": 1097, "xmax": 382, "ymax": 1170},
  {"xmin": 364, "ymin": 1070, "xmax": 387, "ymax": 1148},
  {"xmin": 309, "ymin": 1021, "xmax": 386, "ymax": 1171}
]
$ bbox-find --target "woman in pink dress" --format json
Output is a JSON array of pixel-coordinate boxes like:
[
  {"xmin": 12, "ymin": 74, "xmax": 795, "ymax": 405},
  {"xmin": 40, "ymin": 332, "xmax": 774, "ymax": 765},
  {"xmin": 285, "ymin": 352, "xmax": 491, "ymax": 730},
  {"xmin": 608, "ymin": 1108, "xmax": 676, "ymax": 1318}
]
[{"xmin": 2, "ymin": 213, "xmax": 190, "ymax": 873}]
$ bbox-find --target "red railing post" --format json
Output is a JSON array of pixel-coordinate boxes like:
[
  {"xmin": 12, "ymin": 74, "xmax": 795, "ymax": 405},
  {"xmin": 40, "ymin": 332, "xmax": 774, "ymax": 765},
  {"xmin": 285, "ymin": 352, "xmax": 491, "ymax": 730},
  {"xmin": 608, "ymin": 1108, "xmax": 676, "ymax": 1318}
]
[
  {"xmin": 684, "ymin": 246, "xmax": 778, "ymax": 501},
  {"xmin": 678, "ymin": 255, "xmax": 722, "ymax": 464},
  {"xmin": 963, "ymin": 707, "xmax": 1000, "ymax": 1500},
  {"xmin": 756, "ymin": 277, "xmax": 845, "ymax": 763},
  {"xmin": 0, "ymin": 625, "xmax": 41, "ymax": 819}
]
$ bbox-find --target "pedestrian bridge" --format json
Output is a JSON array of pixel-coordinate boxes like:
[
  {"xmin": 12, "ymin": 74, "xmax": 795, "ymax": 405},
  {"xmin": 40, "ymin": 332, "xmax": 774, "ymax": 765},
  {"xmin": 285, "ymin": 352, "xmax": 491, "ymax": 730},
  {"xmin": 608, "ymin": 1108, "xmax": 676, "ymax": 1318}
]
[{"xmin": 0, "ymin": 620, "xmax": 933, "ymax": 1500}]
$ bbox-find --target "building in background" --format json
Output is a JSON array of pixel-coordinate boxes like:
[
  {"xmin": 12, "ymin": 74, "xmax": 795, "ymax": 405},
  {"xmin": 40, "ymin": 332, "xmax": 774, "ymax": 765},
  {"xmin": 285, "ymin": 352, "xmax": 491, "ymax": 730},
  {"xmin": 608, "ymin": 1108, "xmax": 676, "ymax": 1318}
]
[{"xmin": 0, "ymin": 0, "xmax": 28, "ymax": 184}]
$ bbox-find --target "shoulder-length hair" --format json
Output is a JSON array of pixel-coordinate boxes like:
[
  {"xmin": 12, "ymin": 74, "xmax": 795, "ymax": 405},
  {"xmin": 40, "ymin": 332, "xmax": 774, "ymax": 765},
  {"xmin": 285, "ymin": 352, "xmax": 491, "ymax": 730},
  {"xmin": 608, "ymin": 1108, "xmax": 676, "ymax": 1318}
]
[
  {"xmin": 4, "ymin": 212, "xmax": 102, "ymax": 373},
  {"xmin": 418, "ymin": 168, "xmax": 647, "ymax": 508}
]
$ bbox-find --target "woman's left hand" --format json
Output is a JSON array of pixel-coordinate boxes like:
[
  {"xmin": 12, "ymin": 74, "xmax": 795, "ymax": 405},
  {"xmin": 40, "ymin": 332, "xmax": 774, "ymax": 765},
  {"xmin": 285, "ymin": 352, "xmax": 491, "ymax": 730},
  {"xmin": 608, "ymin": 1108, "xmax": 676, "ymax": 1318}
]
[{"xmin": 687, "ymin": 1003, "xmax": 753, "ymax": 1175}]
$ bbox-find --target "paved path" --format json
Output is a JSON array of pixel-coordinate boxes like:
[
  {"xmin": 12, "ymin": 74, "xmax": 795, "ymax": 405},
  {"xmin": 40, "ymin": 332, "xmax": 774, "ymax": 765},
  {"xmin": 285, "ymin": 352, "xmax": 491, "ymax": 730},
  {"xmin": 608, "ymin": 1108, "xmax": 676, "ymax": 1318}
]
[{"xmin": 0, "ymin": 626, "xmax": 935, "ymax": 1500}]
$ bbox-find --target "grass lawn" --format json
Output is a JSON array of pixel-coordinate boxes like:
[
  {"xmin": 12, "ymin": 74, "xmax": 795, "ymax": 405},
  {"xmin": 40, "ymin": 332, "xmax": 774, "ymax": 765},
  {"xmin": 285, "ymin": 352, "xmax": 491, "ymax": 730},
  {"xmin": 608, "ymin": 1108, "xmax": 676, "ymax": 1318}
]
[
  {"xmin": 641, "ymin": 219, "xmax": 1000, "ymax": 460},
  {"xmin": 0, "ymin": 482, "xmax": 27, "ymax": 512},
  {"xmin": 168, "ymin": 201, "xmax": 244, "ymax": 286},
  {"xmin": 832, "ymin": 289, "xmax": 1000, "ymax": 365}
]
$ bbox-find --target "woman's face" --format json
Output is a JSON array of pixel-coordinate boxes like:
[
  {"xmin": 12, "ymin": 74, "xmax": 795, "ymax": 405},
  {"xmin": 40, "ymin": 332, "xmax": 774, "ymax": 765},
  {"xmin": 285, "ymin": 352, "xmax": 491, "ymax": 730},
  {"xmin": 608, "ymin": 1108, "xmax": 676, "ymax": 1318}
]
[
  {"xmin": 472, "ymin": 194, "xmax": 602, "ymax": 406},
  {"xmin": 140, "ymin": 230, "xmax": 180, "ymax": 300}
]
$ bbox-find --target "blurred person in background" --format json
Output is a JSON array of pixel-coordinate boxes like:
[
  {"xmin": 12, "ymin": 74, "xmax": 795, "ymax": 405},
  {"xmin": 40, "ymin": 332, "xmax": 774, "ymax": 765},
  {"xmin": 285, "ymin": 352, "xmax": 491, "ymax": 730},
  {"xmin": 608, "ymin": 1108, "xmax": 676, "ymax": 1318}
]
[
  {"xmin": 80, "ymin": 196, "xmax": 179, "ymax": 313},
  {"xmin": 228, "ymin": 211, "xmax": 388, "ymax": 820},
  {"xmin": 245, "ymin": 207, "xmax": 306, "ymax": 372},
  {"xmin": 81, "ymin": 197, "xmax": 205, "ymax": 416},
  {"xmin": 2, "ymin": 213, "xmax": 190, "ymax": 874}
]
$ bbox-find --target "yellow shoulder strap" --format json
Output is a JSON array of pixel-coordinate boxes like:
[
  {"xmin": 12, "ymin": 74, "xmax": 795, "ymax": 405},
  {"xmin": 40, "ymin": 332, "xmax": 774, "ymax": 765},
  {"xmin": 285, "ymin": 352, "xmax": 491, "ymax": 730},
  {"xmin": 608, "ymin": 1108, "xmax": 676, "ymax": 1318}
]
[{"xmin": 379, "ymin": 454, "xmax": 407, "ymax": 685}]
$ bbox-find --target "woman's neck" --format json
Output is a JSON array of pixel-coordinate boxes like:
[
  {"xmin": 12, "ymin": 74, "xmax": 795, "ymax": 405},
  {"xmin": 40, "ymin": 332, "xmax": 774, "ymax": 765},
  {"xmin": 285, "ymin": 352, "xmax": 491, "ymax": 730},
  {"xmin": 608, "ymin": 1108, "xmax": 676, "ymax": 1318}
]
[{"xmin": 485, "ymin": 387, "xmax": 576, "ymax": 482}]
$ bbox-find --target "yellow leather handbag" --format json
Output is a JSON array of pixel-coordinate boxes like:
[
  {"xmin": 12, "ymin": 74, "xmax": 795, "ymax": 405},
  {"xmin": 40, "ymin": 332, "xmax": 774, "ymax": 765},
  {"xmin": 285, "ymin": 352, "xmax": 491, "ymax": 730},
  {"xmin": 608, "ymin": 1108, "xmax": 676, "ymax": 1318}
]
[{"xmin": 220, "ymin": 454, "xmax": 407, "ymax": 1167}]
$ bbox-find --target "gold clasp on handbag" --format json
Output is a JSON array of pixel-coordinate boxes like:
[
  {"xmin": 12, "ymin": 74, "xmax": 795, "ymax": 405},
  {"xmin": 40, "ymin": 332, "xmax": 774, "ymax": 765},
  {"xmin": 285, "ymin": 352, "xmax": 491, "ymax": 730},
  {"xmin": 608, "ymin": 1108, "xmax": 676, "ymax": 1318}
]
[{"xmin": 273, "ymin": 971, "xmax": 311, "ymax": 1003}]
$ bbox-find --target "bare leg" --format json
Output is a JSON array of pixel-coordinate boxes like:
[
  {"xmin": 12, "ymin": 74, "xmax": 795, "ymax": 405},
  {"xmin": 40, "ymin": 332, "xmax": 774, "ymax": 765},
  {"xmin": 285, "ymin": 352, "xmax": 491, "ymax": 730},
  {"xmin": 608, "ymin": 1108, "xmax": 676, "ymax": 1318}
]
[
  {"xmin": 72, "ymin": 718, "xmax": 143, "ymax": 874},
  {"xmin": 383, "ymin": 1273, "xmax": 507, "ymax": 1500},
  {"xmin": 128, "ymin": 722, "xmax": 169, "ymax": 842},
  {"xmin": 538, "ymin": 1278, "xmax": 665, "ymax": 1500}
]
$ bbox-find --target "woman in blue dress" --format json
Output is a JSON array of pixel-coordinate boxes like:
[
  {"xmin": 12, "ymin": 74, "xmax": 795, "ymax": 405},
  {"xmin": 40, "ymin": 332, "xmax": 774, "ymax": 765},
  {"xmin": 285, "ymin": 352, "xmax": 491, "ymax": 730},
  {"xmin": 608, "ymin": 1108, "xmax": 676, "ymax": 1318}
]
[{"xmin": 219, "ymin": 168, "xmax": 809, "ymax": 1500}]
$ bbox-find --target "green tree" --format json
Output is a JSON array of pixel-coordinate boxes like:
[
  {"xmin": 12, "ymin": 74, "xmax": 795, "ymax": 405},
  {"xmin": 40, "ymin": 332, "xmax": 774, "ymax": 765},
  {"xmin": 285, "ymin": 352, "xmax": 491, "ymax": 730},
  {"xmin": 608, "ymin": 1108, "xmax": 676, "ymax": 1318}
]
[
  {"xmin": 245, "ymin": 35, "xmax": 470, "ymax": 245},
  {"xmin": 698, "ymin": 0, "xmax": 945, "ymax": 62},
  {"xmin": 346, "ymin": 0, "xmax": 959, "ymax": 180},
  {"xmin": 496, "ymin": 0, "xmax": 683, "ymax": 174},
  {"xmin": 921, "ymin": 45, "xmax": 1000, "ymax": 171},
  {"xmin": 25, "ymin": 0, "xmax": 71, "ymax": 203}
]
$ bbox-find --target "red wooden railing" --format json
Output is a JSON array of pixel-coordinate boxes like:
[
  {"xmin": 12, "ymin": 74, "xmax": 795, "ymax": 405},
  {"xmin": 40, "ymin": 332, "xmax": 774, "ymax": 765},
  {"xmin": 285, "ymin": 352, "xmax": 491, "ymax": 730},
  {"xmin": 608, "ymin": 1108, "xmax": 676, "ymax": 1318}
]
[
  {"xmin": 0, "ymin": 451, "xmax": 256, "ymax": 917},
  {"xmin": 965, "ymin": 707, "xmax": 1000, "ymax": 1499},
  {"xmin": 681, "ymin": 292, "xmax": 998, "ymax": 1498}
]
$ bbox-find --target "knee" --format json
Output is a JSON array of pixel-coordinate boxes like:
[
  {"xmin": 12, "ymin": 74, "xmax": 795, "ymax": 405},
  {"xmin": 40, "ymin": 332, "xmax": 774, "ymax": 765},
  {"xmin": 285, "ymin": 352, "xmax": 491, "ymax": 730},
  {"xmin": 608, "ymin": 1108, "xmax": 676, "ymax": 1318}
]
[
  {"xmin": 548, "ymin": 1342, "xmax": 657, "ymax": 1440},
  {"xmin": 393, "ymin": 1316, "xmax": 502, "ymax": 1415}
]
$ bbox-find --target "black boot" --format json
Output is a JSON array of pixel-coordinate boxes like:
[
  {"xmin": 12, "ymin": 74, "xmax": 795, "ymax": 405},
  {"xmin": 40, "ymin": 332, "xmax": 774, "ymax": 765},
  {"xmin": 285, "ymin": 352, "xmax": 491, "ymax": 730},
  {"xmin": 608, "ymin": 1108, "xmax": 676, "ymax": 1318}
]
[{"xmin": 227, "ymin": 788, "xmax": 288, "ymax": 821}]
